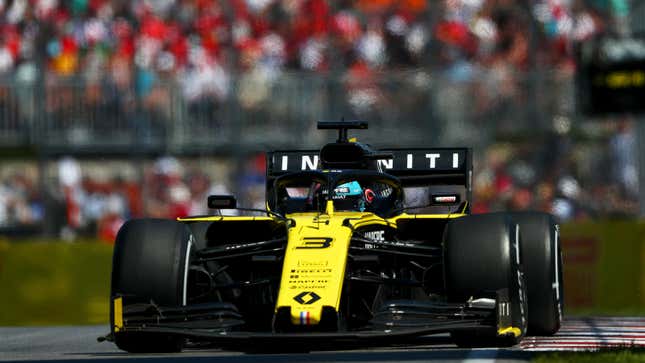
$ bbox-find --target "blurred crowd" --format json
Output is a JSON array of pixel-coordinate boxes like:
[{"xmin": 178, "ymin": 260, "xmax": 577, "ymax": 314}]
[
  {"xmin": 0, "ymin": 168, "xmax": 43, "ymax": 230},
  {"xmin": 0, "ymin": 0, "xmax": 641, "ymax": 240},
  {"xmin": 0, "ymin": 0, "xmax": 625, "ymax": 133},
  {"xmin": 44, "ymin": 156, "xmax": 249, "ymax": 242},
  {"xmin": 0, "ymin": 0, "xmax": 620, "ymax": 90},
  {"xmin": 472, "ymin": 118, "xmax": 640, "ymax": 221},
  {"xmin": 0, "ymin": 0, "xmax": 623, "ymax": 122}
]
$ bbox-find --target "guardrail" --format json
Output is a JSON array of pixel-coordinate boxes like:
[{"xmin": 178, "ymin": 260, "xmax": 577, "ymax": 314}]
[{"xmin": 0, "ymin": 70, "xmax": 570, "ymax": 152}]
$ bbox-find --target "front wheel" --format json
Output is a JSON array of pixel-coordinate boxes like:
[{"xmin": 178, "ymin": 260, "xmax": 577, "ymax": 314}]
[
  {"xmin": 110, "ymin": 219, "xmax": 194, "ymax": 353},
  {"xmin": 443, "ymin": 214, "xmax": 528, "ymax": 347}
]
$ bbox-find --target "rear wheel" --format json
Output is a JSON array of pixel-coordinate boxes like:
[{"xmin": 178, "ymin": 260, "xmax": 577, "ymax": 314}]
[
  {"xmin": 110, "ymin": 219, "xmax": 194, "ymax": 353},
  {"xmin": 443, "ymin": 214, "xmax": 528, "ymax": 347},
  {"xmin": 509, "ymin": 212, "xmax": 563, "ymax": 336}
]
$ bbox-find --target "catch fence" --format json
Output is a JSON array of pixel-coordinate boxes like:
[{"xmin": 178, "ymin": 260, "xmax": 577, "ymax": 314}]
[{"xmin": 0, "ymin": 70, "xmax": 573, "ymax": 153}]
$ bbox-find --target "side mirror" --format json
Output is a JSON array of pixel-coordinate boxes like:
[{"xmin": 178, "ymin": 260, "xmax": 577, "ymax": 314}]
[{"xmin": 207, "ymin": 195, "xmax": 237, "ymax": 209}]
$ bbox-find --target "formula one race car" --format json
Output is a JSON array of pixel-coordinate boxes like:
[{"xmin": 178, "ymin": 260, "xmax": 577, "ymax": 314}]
[{"xmin": 106, "ymin": 121, "xmax": 563, "ymax": 352}]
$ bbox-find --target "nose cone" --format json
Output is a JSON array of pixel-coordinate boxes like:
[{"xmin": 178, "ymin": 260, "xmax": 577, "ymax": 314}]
[{"xmin": 274, "ymin": 214, "xmax": 353, "ymax": 329}]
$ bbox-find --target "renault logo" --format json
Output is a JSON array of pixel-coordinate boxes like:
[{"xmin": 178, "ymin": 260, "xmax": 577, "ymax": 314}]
[{"xmin": 293, "ymin": 291, "xmax": 321, "ymax": 305}]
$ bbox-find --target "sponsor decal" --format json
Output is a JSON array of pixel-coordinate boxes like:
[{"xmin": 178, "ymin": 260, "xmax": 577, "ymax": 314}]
[
  {"xmin": 361, "ymin": 239, "xmax": 416, "ymax": 249},
  {"xmin": 513, "ymin": 225, "xmax": 526, "ymax": 328},
  {"xmin": 297, "ymin": 260, "xmax": 328, "ymax": 267},
  {"xmin": 334, "ymin": 186, "xmax": 349, "ymax": 194},
  {"xmin": 274, "ymin": 150, "xmax": 465, "ymax": 172},
  {"xmin": 363, "ymin": 230, "xmax": 385, "ymax": 242},
  {"xmin": 293, "ymin": 291, "xmax": 321, "ymax": 305},
  {"xmin": 299, "ymin": 311, "xmax": 311, "ymax": 325},
  {"xmin": 296, "ymin": 237, "xmax": 333, "ymax": 249}
]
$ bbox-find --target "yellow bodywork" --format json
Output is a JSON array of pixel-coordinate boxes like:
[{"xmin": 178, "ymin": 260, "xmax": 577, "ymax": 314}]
[
  {"xmin": 276, "ymin": 212, "xmax": 352, "ymax": 325},
  {"xmin": 178, "ymin": 204, "xmax": 467, "ymax": 327},
  {"xmin": 113, "ymin": 297, "xmax": 123, "ymax": 332},
  {"xmin": 274, "ymin": 201, "xmax": 465, "ymax": 326},
  {"xmin": 497, "ymin": 326, "xmax": 522, "ymax": 338}
]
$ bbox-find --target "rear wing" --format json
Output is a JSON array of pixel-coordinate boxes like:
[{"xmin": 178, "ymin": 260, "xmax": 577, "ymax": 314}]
[{"xmin": 266, "ymin": 148, "xmax": 473, "ymax": 213}]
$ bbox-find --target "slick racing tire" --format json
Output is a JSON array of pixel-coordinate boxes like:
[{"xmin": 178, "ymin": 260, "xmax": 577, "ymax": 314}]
[
  {"xmin": 443, "ymin": 214, "xmax": 528, "ymax": 347},
  {"xmin": 110, "ymin": 219, "xmax": 194, "ymax": 353},
  {"xmin": 508, "ymin": 212, "xmax": 563, "ymax": 336}
]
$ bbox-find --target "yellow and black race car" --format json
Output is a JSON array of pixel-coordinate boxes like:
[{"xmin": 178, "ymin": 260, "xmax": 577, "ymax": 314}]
[{"xmin": 106, "ymin": 121, "xmax": 563, "ymax": 352}]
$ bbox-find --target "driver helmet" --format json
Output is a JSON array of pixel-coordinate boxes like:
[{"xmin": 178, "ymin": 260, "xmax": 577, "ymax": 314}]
[{"xmin": 333, "ymin": 181, "xmax": 375, "ymax": 211}]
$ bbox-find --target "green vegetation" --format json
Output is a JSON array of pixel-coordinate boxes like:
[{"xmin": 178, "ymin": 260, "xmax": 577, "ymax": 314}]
[
  {"xmin": 0, "ymin": 240, "xmax": 113, "ymax": 326},
  {"xmin": 534, "ymin": 349, "xmax": 645, "ymax": 363}
]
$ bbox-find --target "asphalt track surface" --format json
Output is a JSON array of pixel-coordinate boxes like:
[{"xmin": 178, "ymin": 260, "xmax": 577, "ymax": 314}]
[{"xmin": 1, "ymin": 317, "xmax": 643, "ymax": 363}]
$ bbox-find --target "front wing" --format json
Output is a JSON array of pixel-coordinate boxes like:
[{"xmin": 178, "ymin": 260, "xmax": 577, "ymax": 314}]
[{"xmin": 107, "ymin": 290, "xmax": 520, "ymax": 348}]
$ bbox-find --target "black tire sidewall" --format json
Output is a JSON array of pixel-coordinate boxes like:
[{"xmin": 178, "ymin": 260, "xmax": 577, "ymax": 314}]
[{"xmin": 508, "ymin": 211, "xmax": 563, "ymax": 336}]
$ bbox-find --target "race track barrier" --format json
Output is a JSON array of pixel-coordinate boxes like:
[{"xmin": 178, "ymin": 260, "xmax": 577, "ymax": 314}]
[{"xmin": 561, "ymin": 221, "xmax": 645, "ymax": 316}]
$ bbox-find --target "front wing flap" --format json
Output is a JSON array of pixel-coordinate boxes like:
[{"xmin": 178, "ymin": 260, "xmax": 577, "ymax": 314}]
[
  {"xmin": 109, "ymin": 290, "xmax": 521, "ymax": 347},
  {"xmin": 113, "ymin": 321, "xmax": 487, "ymax": 349}
]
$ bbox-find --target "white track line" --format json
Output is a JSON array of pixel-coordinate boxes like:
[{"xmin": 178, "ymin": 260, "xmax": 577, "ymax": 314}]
[{"xmin": 463, "ymin": 349, "xmax": 497, "ymax": 363}]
